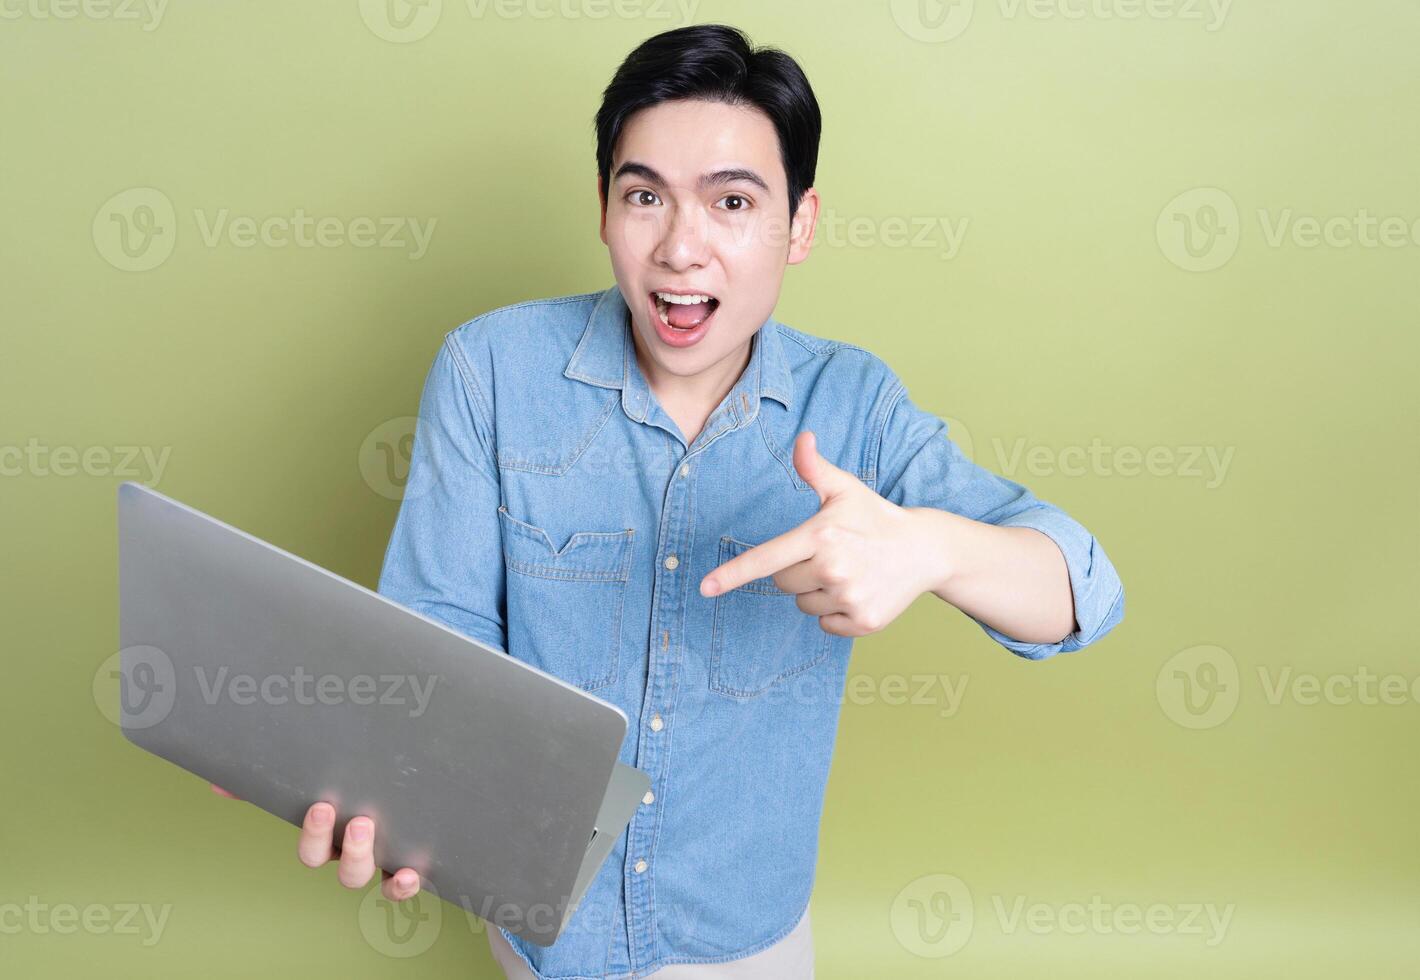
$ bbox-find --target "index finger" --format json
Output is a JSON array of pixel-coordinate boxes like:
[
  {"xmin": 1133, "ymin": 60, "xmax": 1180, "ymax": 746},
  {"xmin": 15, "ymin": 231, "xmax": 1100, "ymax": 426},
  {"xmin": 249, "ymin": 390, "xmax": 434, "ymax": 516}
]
[{"xmin": 701, "ymin": 524, "xmax": 815, "ymax": 597}]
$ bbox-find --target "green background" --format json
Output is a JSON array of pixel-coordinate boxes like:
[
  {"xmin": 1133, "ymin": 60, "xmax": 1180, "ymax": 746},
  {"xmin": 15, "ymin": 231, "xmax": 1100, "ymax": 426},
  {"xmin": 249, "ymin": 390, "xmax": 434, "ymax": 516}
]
[{"xmin": 2, "ymin": 0, "xmax": 1416, "ymax": 976}]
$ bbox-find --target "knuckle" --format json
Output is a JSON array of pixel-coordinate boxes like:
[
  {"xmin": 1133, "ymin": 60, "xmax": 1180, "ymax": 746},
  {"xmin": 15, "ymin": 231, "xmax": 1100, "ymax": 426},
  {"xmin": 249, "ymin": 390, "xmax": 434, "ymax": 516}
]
[
  {"xmin": 338, "ymin": 864, "xmax": 370, "ymax": 889},
  {"xmin": 298, "ymin": 851, "xmax": 327, "ymax": 869}
]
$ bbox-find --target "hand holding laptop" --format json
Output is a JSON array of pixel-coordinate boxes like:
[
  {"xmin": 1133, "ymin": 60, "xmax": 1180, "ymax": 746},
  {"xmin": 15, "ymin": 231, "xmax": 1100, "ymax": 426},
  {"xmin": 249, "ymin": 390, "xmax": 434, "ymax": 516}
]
[
  {"xmin": 119, "ymin": 483, "xmax": 647, "ymax": 945},
  {"xmin": 210, "ymin": 783, "xmax": 421, "ymax": 902}
]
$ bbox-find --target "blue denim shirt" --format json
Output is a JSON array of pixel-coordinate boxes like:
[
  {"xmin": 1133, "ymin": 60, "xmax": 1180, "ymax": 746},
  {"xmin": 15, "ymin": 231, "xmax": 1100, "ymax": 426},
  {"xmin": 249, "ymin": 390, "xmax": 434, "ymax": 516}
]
[{"xmin": 377, "ymin": 285, "xmax": 1124, "ymax": 978}]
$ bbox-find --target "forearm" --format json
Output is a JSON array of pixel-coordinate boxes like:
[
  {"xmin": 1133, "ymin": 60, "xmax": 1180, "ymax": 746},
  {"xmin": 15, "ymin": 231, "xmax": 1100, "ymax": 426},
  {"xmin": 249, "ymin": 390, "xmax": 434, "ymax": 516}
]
[{"xmin": 906, "ymin": 505, "xmax": 1077, "ymax": 645}]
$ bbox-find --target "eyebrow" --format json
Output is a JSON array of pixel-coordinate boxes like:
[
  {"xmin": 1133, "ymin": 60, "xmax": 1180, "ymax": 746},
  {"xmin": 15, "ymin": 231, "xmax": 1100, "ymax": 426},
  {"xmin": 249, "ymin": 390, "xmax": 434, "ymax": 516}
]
[{"xmin": 613, "ymin": 161, "xmax": 771, "ymax": 195}]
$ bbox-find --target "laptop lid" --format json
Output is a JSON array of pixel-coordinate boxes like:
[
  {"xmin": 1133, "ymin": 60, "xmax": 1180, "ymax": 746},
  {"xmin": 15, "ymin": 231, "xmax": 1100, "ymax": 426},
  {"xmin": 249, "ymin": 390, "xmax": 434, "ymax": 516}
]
[{"xmin": 115, "ymin": 481, "xmax": 645, "ymax": 945}]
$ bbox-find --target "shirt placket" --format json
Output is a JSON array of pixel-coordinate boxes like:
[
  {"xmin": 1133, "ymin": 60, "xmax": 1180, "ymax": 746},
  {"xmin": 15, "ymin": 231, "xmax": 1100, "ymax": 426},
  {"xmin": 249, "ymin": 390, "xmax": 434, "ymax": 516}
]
[
  {"xmin": 620, "ymin": 406, "xmax": 757, "ymax": 974},
  {"xmin": 615, "ymin": 326, "xmax": 763, "ymax": 975}
]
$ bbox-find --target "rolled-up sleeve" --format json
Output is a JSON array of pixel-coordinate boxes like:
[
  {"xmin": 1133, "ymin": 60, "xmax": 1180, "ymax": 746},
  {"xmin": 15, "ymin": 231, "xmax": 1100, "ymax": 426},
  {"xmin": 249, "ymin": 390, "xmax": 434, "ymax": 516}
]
[
  {"xmin": 377, "ymin": 333, "xmax": 508, "ymax": 654},
  {"xmin": 874, "ymin": 378, "xmax": 1124, "ymax": 659}
]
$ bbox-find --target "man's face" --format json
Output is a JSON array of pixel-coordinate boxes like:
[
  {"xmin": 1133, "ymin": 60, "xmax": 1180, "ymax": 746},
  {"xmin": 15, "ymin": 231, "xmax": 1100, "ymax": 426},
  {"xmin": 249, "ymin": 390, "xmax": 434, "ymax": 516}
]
[{"xmin": 599, "ymin": 98, "xmax": 818, "ymax": 386}]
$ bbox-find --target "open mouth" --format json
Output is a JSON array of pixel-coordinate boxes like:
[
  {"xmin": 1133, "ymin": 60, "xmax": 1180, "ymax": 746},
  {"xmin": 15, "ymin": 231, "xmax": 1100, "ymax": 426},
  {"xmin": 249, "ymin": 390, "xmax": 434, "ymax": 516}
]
[{"xmin": 652, "ymin": 290, "xmax": 720, "ymax": 333}]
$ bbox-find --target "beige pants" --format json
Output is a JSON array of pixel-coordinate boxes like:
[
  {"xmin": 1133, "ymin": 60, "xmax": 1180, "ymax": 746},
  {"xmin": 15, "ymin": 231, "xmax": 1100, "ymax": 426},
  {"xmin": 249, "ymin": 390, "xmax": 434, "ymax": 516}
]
[{"xmin": 487, "ymin": 907, "xmax": 814, "ymax": 980}]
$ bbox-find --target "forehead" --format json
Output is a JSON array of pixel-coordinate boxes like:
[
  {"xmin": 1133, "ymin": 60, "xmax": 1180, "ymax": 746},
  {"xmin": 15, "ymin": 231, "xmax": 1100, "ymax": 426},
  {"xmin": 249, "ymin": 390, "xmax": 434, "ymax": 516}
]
[{"xmin": 613, "ymin": 99, "xmax": 785, "ymax": 189}]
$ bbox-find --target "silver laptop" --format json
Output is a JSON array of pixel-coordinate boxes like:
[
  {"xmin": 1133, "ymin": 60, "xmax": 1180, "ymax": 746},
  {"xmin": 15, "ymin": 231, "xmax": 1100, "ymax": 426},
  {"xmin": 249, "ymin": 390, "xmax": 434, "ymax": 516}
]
[{"xmin": 115, "ymin": 481, "xmax": 648, "ymax": 946}]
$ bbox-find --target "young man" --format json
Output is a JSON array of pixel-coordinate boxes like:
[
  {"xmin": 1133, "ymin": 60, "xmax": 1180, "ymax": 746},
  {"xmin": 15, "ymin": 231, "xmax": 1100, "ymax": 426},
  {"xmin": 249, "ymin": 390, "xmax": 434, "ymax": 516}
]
[{"xmin": 259, "ymin": 23, "xmax": 1123, "ymax": 979}]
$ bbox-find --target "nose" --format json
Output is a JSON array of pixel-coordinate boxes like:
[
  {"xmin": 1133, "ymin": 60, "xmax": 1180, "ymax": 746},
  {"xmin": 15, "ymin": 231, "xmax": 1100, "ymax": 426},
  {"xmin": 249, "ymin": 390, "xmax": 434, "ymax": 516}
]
[{"xmin": 652, "ymin": 201, "xmax": 710, "ymax": 271}]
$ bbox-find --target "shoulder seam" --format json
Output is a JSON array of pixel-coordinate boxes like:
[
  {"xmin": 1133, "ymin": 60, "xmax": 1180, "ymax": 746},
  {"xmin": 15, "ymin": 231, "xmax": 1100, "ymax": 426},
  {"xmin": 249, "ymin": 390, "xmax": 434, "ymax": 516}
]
[
  {"xmin": 783, "ymin": 329, "xmax": 888, "ymax": 368},
  {"xmin": 448, "ymin": 290, "xmax": 604, "ymax": 336},
  {"xmin": 441, "ymin": 334, "xmax": 496, "ymax": 441},
  {"xmin": 777, "ymin": 327, "xmax": 857, "ymax": 358},
  {"xmin": 871, "ymin": 377, "xmax": 909, "ymax": 497}
]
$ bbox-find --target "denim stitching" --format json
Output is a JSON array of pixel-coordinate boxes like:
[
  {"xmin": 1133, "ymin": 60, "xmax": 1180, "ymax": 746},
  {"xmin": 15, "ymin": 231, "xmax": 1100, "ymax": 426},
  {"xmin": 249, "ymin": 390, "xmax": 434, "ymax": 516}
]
[
  {"xmin": 498, "ymin": 507, "xmax": 632, "ymax": 690},
  {"xmin": 646, "ymin": 437, "xmax": 696, "ymax": 965},
  {"xmin": 443, "ymin": 333, "xmax": 498, "ymax": 447},
  {"xmin": 498, "ymin": 505, "xmax": 634, "ymax": 563},
  {"xmin": 757, "ymin": 414, "xmax": 872, "ymax": 490},
  {"xmin": 708, "ymin": 535, "xmax": 832, "ymax": 699},
  {"xmin": 873, "ymin": 380, "xmax": 911, "ymax": 501},
  {"xmin": 498, "ymin": 393, "xmax": 620, "ymax": 475}
]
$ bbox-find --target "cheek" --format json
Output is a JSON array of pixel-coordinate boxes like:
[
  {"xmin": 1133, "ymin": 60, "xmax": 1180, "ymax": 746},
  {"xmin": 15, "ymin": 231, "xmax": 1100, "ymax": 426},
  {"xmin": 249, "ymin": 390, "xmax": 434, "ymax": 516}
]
[
  {"xmin": 714, "ymin": 214, "xmax": 790, "ymax": 268},
  {"xmin": 741, "ymin": 212, "xmax": 793, "ymax": 255},
  {"xmin": 715, "ymin": 245, "xmax": 782, "ymax": 303},
  {"xmin": 605, "ymin": 213, "xmax": 662, "ymax": 259}
]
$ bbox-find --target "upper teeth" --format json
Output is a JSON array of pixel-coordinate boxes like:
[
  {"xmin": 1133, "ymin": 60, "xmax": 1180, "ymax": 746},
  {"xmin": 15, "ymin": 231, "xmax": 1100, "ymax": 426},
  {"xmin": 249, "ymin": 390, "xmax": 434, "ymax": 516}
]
[{"xmin": 656, "ymin": 292, "xmax": 713, "ymax": 305}]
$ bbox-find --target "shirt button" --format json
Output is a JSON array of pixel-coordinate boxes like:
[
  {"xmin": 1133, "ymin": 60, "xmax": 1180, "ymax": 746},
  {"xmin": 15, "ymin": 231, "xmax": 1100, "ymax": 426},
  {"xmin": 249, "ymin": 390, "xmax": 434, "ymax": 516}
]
[
  {"xmin": 663, "ymin": 554, "xmax": 679, "ymax": 570},
  {"xmin": 634, "ymin": 859, "xmax": 648, "ymax": 874},
  {"xmin": 679, "ymin": 463, "xmax": 689, "ymax": 478},
  {"xmin": 649, "ymin": 713, "xmax": 663, "ymax": 731},
  {"xmin": 642, "ymin": 790, "xmax": 655, "ymax": 805}
]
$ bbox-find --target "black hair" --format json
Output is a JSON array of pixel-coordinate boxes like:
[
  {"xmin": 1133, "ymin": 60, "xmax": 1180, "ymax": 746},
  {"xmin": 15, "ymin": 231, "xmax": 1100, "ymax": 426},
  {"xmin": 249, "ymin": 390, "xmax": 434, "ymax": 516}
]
[{"xmin": 595, "ymin": 24, "xmax": 822, "ymax": 220}]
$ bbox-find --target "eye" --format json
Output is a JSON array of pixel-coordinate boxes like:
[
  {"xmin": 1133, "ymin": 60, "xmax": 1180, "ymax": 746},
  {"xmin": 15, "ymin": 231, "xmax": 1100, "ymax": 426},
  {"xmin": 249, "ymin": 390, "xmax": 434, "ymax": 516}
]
[
  {"xmin": 716, "ymin": 194, "xmax": 752, "ymax": 212},
  {"xmin": 626, "ymin": 189, "xmax": 661, "ymax": 207}
]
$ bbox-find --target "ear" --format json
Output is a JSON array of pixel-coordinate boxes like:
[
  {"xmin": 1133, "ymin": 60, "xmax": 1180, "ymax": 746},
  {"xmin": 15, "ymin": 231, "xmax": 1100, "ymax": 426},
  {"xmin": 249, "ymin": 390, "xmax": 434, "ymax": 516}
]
[
  {"xmin": 597, "ymin": 173, "xmax": 608, "ymax": 245},
  {"xmin": 787, "ymin": 187, "xmax": 820, "ymax": 266}
]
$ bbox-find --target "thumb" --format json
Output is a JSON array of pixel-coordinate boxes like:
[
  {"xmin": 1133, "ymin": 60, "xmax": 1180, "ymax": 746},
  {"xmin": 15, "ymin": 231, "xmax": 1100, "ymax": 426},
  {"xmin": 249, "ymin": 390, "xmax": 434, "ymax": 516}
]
[{"xmin": 793, "ymin": 430, "xmax": 857, "ymax": 504}]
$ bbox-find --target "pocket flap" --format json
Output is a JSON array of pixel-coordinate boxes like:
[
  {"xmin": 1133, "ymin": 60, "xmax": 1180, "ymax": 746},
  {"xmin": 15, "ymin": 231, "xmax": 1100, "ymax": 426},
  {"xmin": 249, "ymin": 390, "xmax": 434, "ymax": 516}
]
[
  {"xmin": 718, "ymin": 535, "xmax": 789, "ymax": 595},
  {"xmin": 498, "ymin": 505, "xmax": 634, "ymax": 581}
]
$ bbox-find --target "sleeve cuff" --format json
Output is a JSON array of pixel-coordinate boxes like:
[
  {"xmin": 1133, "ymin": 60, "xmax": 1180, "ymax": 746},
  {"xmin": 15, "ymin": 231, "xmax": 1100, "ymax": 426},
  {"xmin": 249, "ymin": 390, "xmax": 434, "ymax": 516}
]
[{"xmin": 976, "ymin": 506, "xmax": 1126, "ymax": 660}]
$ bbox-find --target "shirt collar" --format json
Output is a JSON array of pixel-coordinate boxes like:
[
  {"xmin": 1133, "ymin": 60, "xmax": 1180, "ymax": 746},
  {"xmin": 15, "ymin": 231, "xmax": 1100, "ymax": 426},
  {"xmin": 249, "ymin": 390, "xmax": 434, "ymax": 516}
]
[{"xmin": 564, "ymin": 286, "xmax": 794, "ymax": 424}]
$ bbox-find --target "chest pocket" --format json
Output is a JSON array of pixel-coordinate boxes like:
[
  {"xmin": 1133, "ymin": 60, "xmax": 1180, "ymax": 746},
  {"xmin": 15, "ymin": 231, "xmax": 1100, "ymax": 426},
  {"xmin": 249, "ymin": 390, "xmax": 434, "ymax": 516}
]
[
  {"xmin": 498, "ymin": 505, "xmax": 634, "ymax": 692},
  {"xmin": 708, "ymin": 534, "xmax": 832, "ymax": 698}
]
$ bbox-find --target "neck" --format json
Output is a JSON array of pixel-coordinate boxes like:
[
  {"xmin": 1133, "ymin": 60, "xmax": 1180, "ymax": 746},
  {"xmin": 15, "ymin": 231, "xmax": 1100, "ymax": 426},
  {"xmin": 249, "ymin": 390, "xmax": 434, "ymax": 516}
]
[{"xmin": 631, "ymin": 327, "xmax": 754, "ymax": 421}]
